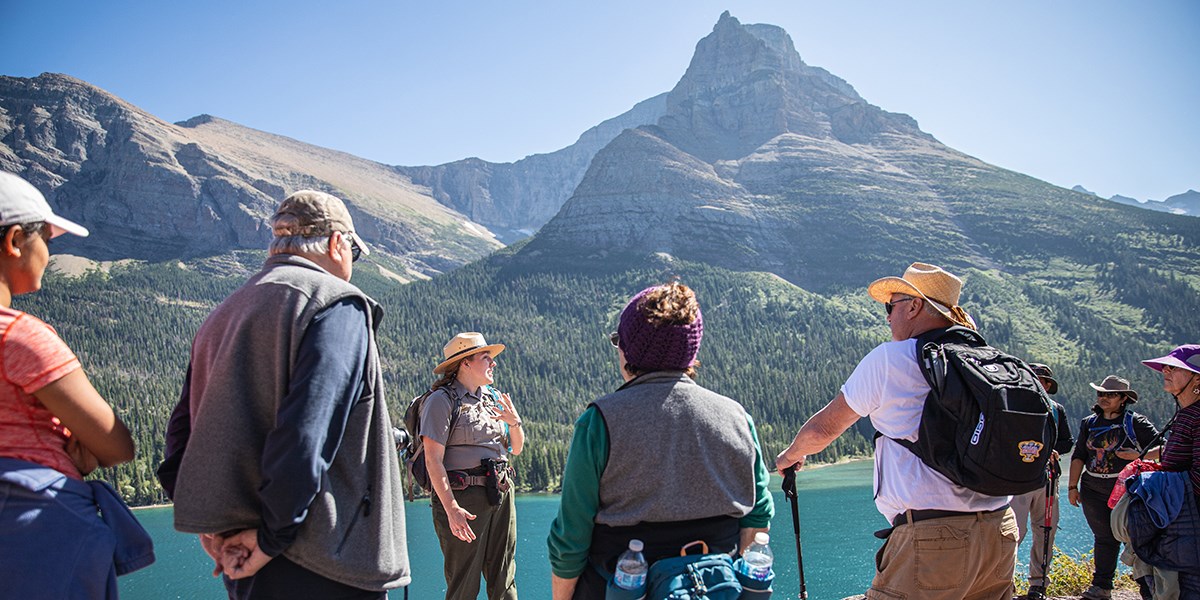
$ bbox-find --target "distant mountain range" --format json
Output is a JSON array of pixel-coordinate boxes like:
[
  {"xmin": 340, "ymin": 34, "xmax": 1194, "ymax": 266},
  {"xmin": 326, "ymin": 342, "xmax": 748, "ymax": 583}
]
[
  {"xmin": 1073, "ymin": 185, "xmax": 1198, "ymax": 217},
  {"xmin": 6, "ymin": 12, "xmax": 1200, "ymax": 504},
  {"xmin": 0, "ymin": 75, "xmax": 664, "ymax": 274}
]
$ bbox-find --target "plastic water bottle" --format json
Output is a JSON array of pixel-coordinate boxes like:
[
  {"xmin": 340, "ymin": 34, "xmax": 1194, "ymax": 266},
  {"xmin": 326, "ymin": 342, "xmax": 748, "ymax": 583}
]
[
  {"xmin": 613, "ymin": 539, "xmax": 648, "ymax": 591},
  {"xmin": 739, "ymin": 532, "xmax": 773, "ymax": 581}
]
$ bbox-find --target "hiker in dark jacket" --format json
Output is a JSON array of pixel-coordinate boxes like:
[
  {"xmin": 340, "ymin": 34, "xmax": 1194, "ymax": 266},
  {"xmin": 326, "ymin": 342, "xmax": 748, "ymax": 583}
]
[
  {"xmin": 161, "ymin": 191, "xmax": 410, "ymax": 599},
  {"xmin": 1140, "ymin": 344, "xmax": 1200, "ymax": 595},
  {"xmin": 548, "ymin": 282, "xmax": 773, "ymax": 600},
  {"xmin": 421, "ymin": 332, "xmax": 523, "ymax": 600},
  {"xmin": 1010, "ymin": 363, "xmax": 1074, "ymax": 600},
  {"xmin": 1067, "ymin": 375, "xmax": 1160, "ymax": 600}
]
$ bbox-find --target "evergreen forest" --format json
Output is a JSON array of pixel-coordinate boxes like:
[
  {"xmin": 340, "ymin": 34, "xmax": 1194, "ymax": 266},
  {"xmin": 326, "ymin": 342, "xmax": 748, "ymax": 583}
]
[{"xmin": 16, "ymin": 227, "xmax": 1198, "ymax": 506}]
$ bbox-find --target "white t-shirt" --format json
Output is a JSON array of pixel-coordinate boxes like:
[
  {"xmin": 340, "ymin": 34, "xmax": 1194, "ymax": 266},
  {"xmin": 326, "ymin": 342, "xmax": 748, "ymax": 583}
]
[{"xmin": 841, "ymin": 338, "xmax": 1012, "ymax": 523}]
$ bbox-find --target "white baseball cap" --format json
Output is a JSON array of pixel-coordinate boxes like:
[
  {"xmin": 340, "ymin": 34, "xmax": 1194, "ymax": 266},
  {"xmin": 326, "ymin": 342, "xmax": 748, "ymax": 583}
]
[{"xmin": 0, "ymin": 171, "xmax": 89, "ymax": 238}]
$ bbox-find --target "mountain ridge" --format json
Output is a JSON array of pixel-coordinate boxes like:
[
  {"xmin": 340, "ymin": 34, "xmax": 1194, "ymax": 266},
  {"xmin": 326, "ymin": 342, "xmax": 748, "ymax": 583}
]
[
  {"xmin": 0, "ymin": 72, "xmax": 501, "ymax": 276},
  {"xmin": 392, "ymin": 92, "xmax": 668, "ymax": 242},
  {"xmin": 7, "ymin": 12, "xmax": 1200, "ymax": 509}
]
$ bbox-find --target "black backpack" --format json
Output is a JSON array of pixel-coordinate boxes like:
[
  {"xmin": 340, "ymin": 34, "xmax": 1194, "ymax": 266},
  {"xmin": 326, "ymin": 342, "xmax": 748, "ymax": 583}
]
[
  {"xmin": 893, "ymin": 326, "xmax": 1057, "ymax": 496},
  {"xmin": 400, "ymin": 385, "xmax": 461, "ymax": 501}
]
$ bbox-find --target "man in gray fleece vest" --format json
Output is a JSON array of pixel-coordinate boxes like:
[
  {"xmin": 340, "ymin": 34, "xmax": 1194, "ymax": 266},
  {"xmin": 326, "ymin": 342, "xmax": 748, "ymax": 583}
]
[{"xmin": 159, "ymin": 191, "xmax": 409, "ymax": 599}]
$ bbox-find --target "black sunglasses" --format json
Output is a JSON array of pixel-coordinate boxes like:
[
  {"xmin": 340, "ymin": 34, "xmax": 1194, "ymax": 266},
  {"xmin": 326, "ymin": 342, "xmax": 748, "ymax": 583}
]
[
  {"xmin": 608, "ymin": 331, "xmax": 620, "ymax": 348},
  {"xmin": 349, "ymin": 238, "xmax": 362, "ymax": 262},
  {"xmin": 885, "ymin": 297, "xmax": 914, "ymax": 315}
]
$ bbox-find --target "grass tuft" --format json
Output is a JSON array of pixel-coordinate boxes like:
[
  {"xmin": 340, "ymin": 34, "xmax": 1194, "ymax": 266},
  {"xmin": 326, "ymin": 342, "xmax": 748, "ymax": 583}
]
[{"xmin": 1014, "ymin": 547, "xmax": 1139, "ymax": 596}]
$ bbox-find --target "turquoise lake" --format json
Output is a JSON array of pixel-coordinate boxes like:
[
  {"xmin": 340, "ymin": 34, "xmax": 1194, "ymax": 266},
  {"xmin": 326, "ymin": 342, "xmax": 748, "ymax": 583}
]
[{"xmin": 120, "ymin": 460, "xmax": 1101, "ymax": 599}]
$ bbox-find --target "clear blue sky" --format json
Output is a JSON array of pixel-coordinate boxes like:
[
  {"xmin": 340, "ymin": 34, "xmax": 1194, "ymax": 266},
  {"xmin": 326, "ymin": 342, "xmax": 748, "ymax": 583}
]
[{"xmin": 2, "ymin": 0, "xmax": 1196, "ymax": 201}]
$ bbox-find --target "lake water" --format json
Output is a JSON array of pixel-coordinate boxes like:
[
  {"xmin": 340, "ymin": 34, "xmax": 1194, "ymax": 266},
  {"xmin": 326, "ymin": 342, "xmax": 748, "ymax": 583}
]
[{"xmin": 120, "ymin": 460, "xmax": 1103, "ymax": 599}]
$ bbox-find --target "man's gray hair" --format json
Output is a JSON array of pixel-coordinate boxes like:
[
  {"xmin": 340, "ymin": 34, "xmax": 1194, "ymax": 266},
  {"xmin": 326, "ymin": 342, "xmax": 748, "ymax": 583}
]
[{"xmin": 268, "ymin": 212, "xmax": 347, "ymax": 256}]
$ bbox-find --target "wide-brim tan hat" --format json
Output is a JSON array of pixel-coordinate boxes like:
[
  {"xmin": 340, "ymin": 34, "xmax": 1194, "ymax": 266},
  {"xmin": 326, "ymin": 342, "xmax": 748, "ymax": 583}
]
[
  {"xmin": 433, "ymin": 332, "xmax": 505, "ymax": 375},
  {"xmin": 867, "ymin": 262, "xmax": 976, "ymax": 330},
  {"xmin": 1089, "ymin": 375, "xmax": 1138, "ymax": 402}
]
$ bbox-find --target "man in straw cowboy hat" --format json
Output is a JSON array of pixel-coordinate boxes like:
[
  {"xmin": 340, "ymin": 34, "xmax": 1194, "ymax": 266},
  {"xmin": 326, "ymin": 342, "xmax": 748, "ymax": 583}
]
[
  {"xmin": 1067, "ymin": 375, "xmax": 1161, "ymax": 600},
  {"xmin": 776, "ymin": 262, "xmax": 1019, "ymax": 600},
  {"xmin": 159, "ymin": 190, "xmax": 410, "ymax": 599}
]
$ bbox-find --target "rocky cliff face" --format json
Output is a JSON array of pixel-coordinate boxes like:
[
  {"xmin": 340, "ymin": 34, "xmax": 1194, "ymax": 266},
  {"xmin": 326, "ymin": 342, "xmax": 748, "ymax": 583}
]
[
  {"xmin": 0, "ymin": 74, "xmax": 499, "ymax": 274},
  {"xmin": 394, "ymin": 93, "xmax": 667, "ymax": 243},
  {"xmin": 521, "ymin": 12, "xmax": 1188, "ymax": 290},
  {"xmin": 524, "ymin": 12, "xmax": 976, "ymax": 287}
]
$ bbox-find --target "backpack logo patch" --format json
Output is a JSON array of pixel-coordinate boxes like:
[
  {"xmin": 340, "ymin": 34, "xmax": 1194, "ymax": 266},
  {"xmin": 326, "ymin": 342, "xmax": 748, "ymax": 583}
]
[{"xmin": 1018, "ymin": 440, "xmax": 1045, "ymax": 463}]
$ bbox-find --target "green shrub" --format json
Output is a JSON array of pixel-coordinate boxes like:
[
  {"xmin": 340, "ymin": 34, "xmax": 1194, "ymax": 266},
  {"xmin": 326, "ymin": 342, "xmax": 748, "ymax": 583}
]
[{"xmin": 1014, "ymin": 548, "xmax": 1138, "ymax": 596}]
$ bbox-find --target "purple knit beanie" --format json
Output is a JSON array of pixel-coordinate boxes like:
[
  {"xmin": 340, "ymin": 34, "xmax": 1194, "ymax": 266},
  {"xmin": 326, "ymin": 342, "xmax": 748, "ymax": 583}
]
[{"xmin": 617, "ymin": 285, "xmax": 704, "ymax": 372}]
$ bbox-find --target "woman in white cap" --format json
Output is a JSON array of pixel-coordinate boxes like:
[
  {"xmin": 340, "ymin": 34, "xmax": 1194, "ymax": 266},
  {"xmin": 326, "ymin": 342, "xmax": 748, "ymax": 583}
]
[
  {"xmin": 421, "ymin": 332, "xmax": 523, "ymax": 600},
  {"xmin": 1067, "ymin": 375, "xmax": 1161, "ymax": 600},
  {"xmin": 0, "ymin": 172, "xmax": 151, "ymax": 598}
]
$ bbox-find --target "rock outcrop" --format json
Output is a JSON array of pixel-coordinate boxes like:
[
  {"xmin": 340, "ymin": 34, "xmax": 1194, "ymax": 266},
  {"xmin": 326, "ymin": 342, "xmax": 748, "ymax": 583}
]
[
  {"xmin": 394, "ymin": 93, "xmax": 667, "ymax": 243},
  {"xmin": 0, "ymin": 74, "xmax": 500, "ymax": 274}
]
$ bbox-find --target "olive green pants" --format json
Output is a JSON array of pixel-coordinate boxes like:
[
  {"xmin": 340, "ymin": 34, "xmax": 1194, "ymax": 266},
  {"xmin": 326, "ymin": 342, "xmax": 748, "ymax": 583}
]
[{"xmin": 431, "ymin": 485, "xmax": 518, "ymax": 600}]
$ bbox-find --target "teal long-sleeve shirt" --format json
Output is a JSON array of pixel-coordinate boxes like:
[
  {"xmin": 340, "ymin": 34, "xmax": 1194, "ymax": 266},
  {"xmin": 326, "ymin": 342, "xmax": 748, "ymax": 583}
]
[{"xmin": 547, "ymin": 406, "xmax": 775, "ymax": 578}]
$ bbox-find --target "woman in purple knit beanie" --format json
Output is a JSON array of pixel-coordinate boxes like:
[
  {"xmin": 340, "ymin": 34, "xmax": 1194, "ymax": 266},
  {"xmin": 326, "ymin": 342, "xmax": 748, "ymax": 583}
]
[
  {"xmin": 615, "ymin": 282, "xmax": 704, "ymax": 378},
  {"xmin": 548, "ymin": 281, "xmax": 775, "ymax": 599}
]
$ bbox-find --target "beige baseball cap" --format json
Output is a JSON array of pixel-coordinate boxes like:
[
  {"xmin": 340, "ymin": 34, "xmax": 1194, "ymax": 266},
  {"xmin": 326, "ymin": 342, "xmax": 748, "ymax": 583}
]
[{"xmin": 272, "ymin": 190, "xmax": 370, "ymax": 256}]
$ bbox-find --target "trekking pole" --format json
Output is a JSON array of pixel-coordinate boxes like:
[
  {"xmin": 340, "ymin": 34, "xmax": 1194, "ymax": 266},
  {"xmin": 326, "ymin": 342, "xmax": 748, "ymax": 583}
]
[
  {"xmin": 782, "ymin": 466, "xmax": 807, "ymax": 599},
  {"xmin": 1039, "ymin": 460, "xmax": 1058, "ymax": 589}
]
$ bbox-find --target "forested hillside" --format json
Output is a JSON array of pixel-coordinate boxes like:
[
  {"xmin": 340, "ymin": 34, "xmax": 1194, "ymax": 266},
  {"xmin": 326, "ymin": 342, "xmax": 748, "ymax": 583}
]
[
  {"xmin": 19, "ymin": 238, "xmax": 1194, "ymax": 505},
  {"xmin": 10, "ymin": 12, "xmax": 1199, "ymax": 508}
]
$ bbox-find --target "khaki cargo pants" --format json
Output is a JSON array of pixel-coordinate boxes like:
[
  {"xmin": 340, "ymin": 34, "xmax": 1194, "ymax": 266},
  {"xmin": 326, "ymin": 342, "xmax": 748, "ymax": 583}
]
[{"xmin": 868, "ymin": 508, "xmax": 1019, "ymax": 600}]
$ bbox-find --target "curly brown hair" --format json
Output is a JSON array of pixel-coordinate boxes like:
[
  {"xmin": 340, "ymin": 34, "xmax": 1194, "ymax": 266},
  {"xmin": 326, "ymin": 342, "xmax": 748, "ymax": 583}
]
[{"xmin": 636, "ymin": 281, "xmax": 700, "ymax": 327}]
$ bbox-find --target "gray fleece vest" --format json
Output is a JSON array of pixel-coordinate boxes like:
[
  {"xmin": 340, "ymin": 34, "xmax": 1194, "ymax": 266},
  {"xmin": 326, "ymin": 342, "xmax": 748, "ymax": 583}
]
[
  {"xmin": 592, "ymin": 372, "xmax": 758, "ymax": 527},
  {"xmin": 172, "ymin": 254, "xmax": 409, "ymax": 591}
]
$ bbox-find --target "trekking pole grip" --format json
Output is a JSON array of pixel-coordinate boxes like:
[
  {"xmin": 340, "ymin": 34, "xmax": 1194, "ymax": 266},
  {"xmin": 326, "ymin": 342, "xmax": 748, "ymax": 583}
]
[{"xmin": 782, "ymin": 466, "xmax": 797, "ymax": 500}]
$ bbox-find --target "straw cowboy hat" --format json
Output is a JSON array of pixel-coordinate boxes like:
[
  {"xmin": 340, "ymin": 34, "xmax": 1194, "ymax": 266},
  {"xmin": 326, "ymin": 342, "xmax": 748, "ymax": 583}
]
[
  {"xmin": 433, "ymin": 332, "xmax": 505, "ymax": 375},
  {"xmin": 867, "ymin": 262, "xmax": 977, "ymax": 330},
  {"xmin": 1089, "ymin": 375, "xmax": 1138, "ymax": 402}
]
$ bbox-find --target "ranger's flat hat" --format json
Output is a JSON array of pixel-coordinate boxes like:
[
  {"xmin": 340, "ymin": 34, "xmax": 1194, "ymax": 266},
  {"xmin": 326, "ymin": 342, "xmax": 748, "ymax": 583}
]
[{"xmin": 434, "ymin": 332, "xmax": 505, "ymax": 375}]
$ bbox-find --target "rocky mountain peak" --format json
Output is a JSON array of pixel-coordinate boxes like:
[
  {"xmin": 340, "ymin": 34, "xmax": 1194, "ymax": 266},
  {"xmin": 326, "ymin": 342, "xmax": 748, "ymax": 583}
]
[
  {"xmin": 655, "ymin": 13, "xmax": 922, "ymax": 163},
  {"xmin": 526, "ymin": 12, "xmax": 1164, "ymax": 290}
]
